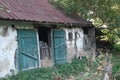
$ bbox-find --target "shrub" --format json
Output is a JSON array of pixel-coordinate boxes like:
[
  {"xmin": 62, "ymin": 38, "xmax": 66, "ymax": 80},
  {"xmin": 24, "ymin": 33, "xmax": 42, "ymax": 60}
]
[
  {"xmin": 114, "ymin": 44, "xmax": 120, "ymax": 51},
  {"xmin": 0, "ymin": 58, "xmax": 86, "ymax": 80},
  {"xmin": 112, "ymin": 56, "xmax": 120, "ymax": 80},
  {"xmin": 1, "ymin": 51, "xmax": 119, "ymax": 80}
]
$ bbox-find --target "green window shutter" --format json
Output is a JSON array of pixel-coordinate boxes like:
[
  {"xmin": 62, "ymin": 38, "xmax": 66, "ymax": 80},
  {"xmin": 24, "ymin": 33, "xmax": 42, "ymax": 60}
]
[
  {"xmin": 53, "ymin": 29, "xmax": 67, "ymax": 64},
  {"xmin": 17, "ymin": 29, "xmax": 39, "ymax": 71}
]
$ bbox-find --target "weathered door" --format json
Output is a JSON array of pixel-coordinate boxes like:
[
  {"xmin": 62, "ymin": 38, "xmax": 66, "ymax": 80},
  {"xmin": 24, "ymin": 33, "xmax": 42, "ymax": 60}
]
[
  {"xmin": 53, "ymin": 29, "xmax": 67, "ymax": 64},
  {"xmin": 17, "ymin": 29, "xmax": 39, "ymax": 70}
]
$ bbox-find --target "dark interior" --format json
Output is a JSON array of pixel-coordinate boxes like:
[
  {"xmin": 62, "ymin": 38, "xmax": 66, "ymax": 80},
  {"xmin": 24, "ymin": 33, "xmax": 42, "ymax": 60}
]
[
  {"xmin": 38, "ymin": 27, "xmax": 51, "ymax": 59},
  {"xmin": 84, "ymin": 28, "xmax": 88, "ymax": 34},
  {"xmin": 38, "ymin": 27, "xmax": 50, "ymax": 44}
]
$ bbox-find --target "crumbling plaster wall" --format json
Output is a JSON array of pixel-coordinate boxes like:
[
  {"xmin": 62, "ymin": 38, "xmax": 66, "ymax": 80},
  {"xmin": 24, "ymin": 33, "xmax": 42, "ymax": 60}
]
[
  {"xmin": 88, "ymin": 27, "xmax": 96, "ymax": 50},
  {"xmin": 0, "ymin": 21, "xmax": 34, "ymax": 78},
  {"xmin": 84, "ymin": 27, "xmax": 96, "ymax": 54},
  {"xmin": 64, "ymin": 28, "xmax": 84, "ymax": 62},
  {"xmin": 0, "ymin": 26, "xmax": 17, "ymax": 77}
]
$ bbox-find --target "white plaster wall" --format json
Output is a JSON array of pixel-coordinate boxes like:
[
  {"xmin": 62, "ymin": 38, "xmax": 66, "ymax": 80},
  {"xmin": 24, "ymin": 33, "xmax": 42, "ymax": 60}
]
[
  {"xmin": 65, "ymin": 28, "xmax": 75, "ymax": 48},
  {"xmin": 74, "ymin": 28, "xmax": 84, "ymax": 51},
  {"xmin": 0, "ymin": 26, "xmax": 17, "ymax": 77},
  {"xmin": 65, "ymin": 28, "xmax": 84, "ymax": 50},
  {"xmin": 64, "ymin": 28, "xmax": 84, "ymax": 62}
]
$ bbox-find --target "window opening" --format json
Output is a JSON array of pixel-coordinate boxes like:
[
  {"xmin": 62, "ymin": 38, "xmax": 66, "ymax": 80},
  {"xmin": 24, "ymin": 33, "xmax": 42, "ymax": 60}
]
[
  {"xmin": 68, "ymin": 32, "xmax": 73, "ymax": 41},
  {"xmin": 84, "ymin": 28, "xmax": 88, "ymax": 34}
]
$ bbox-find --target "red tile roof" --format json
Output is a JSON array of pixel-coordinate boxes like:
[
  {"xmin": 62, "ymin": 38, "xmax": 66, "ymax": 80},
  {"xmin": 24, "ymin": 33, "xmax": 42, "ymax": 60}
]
[{"xmin": 0, "ymin": 0, "xmax": 92, "ymax": 26}]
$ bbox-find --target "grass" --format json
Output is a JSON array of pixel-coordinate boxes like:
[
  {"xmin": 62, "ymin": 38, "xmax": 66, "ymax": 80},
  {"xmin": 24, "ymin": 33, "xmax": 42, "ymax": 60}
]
[
  {"xmin": 0, "ymin": 58, "xmax": 86, "ymax": 80},
  {"xmin": 0, "ymin": 51, "xmax": 120, "ymax": 80},
  {"xmin": 111, "ymin": 51, "xmax": 120, "ymax": 80}
]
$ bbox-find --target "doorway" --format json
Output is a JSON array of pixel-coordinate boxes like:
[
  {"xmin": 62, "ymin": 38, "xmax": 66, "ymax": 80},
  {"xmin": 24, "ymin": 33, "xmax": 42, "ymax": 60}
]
[{"xmin": 38, "ymin": 27, "xmax": 51, "ymax": 60}]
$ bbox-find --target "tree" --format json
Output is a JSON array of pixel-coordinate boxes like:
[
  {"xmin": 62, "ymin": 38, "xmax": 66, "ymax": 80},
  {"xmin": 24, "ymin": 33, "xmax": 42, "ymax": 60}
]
[{"xmin": 50, "ymin": 0, "xmax": 120, "ymax": 44}]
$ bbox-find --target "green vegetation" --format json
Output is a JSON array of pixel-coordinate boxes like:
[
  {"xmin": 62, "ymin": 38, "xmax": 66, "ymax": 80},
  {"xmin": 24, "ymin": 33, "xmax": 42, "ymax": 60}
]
[
  {"xmin": 114, "ymin": 44, "xmax": 120, "ymax": 51},
  {"xmin": 112, "ymin": 56, "xmax": 120, "ymax": 80},
  {"xmin": 1, "ymin": 52, "xmax": 119, "ymax": 80},
  {"xmin": 0, "ymin": 58, "xmax": 86, "ymax": 80},
  {"xmin": 49, "ymin": 0, "xmax": 120, "ymax": 45}
]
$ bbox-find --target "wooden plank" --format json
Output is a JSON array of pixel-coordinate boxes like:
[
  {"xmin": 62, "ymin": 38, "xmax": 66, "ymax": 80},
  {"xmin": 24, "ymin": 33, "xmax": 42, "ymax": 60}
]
[
  {"xmin": 18, "ymin": 29, "xmax": 38, "ymax": 70},
  {"xmin": 20, "ymin": 52, "xmax": 38, "ymax": 60},
  {"xmin": 53, "ymin": 29, "xmax": 67, "ymax": 64}
]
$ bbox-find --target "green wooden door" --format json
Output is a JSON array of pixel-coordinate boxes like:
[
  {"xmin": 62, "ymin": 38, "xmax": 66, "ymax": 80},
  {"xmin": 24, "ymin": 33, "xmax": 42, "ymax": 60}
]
[
  {"xmin": 53, "ymin": 29, "xmax": 67, "ymax": 64},
  {"xmin": 18, "ymin": 29, "xmax": 39, "ymax": 70}
]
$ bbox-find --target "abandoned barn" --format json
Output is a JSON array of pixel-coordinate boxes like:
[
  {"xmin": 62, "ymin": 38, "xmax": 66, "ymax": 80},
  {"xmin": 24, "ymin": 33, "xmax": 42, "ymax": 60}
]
[{"xmin": 0, "ymin": 0, "xmax": 95, "ymax": 77}]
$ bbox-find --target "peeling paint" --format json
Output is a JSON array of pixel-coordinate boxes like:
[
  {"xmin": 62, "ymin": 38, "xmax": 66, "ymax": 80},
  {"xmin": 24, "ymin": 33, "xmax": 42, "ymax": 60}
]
[
  {"xmin": 64, "ymin": 28, "xmax": 84, "ymax": 62},
  {"xmin": 0, "ymin": 22, "xmax": 35, "ymax": 77},
  {"xmin": 75, "ymin": 29, "xmax": 84, "ymax": 51},
  {"xmin": 0, "ymin": 26, "xmax": 17, "ymax": 77},
  {"xmin": 65, "ymin": 28, "xmax": 84, "ymax": 49},
  {"xmin": 2, "ymin": 27, "xmax": 9, "ymax": 37}
]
